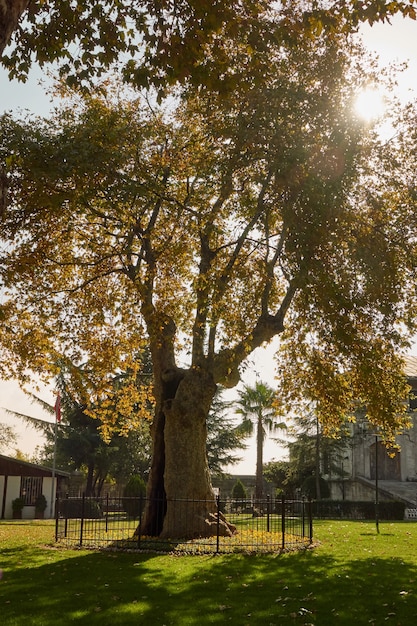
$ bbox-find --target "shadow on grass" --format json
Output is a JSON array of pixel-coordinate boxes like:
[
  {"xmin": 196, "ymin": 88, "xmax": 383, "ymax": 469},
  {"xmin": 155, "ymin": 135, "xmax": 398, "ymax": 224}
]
[
  {"xmin": 359, "ymin": 531, "xmax": 396, "ymax": 537},
  {"xmin": 1, "ymin": 541, "xmax": 417, "ymax": 625}
]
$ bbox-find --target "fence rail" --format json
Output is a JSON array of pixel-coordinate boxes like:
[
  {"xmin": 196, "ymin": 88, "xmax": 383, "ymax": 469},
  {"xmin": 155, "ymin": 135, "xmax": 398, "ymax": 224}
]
[{"xmin": 55, "ymin": 494, "xmax": 313, "ymax": 554}]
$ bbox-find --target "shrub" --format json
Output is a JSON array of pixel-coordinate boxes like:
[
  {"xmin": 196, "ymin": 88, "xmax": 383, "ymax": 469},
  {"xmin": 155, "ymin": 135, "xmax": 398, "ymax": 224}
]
[
  {"xmin": 35, "ymin": 494, "xmax": 47, "ymax": 512},
  {"xmin": 231, "ymin": 479, "xmax": 247, "ymax": 510},
  {"xmin": 59, "ymin": 498, "xmax": 102, "ymax": 519},
  {"xmin": 313, "ymin": 500, "xmax": 406, "ymax": 520},
  {"xmin": 122, "ymin": 475, "xmax": 147, "ymax": 518},
  {"xmin": 379, "ymin": 501, "xmax": 406, "ymax": 520},
  {"xmin": 12, "ymin": 497, "xmax": 25, "ymax": 512},
  {"xmin": 301, "ymin": 475, "xmax": 330, "ymax": 499}
]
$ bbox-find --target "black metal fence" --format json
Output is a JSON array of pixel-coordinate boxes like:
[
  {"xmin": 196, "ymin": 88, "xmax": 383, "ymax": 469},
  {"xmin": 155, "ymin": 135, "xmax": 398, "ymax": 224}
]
[{"xmin": 55, "ymin": 494, "xmax": 313, "ymax": 554}]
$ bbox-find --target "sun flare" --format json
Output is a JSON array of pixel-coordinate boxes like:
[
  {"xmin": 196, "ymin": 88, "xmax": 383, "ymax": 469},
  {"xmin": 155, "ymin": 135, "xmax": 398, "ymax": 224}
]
[{"xmin": 354, "ymin": 88, "xmax": 386, "ymax": 122}]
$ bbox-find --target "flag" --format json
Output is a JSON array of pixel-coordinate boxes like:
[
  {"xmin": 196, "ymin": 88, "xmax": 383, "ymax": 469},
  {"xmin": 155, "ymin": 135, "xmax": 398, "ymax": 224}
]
[{"xmin": 55, "ymin": 392, "xmax": 61, "ymax": 423}]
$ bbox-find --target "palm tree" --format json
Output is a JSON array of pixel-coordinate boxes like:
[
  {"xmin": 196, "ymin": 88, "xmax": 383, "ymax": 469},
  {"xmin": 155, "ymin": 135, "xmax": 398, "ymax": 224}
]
[{"xmin": 235, "ymin": 381, "xmax": 286, "ymax": 500}]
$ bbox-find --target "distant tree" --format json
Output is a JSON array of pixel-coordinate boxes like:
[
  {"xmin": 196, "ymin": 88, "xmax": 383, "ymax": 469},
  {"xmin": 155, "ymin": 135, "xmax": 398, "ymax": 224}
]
[
  {"xmin": 106, "ymin": 424, "xmax": 152, "ymax": 487},
  {"xmin": 301, "ymin": 474, "xmax": 330, "ymax": 500},
  {"xmin": 13, "ymin": 448, "xmax": 31, "ymax": 461},
  {"xmin": 122, "ymin": 474, "xmax": 147, "ymax": 518},
  {"xmin": 10, "ymin": 392, "xmax": 122, "ymax": 496},
  {"xmin": 263, "ymin": 460, "xmax": 292, "ymax": 497},
  {"xmin": 206, "ymin": 390, "xmax": 247, "ymax": 477},
  {"xmin": 235, "ymin": 382, "xmax": 286, "ymax": 499},
  {"xmin": 7, "ymin": 353, "xmax": 153, "ymax": 495},
  {"xmin": 231, "ymin": 479, "xmax": 247, "ymax": 509},
  {"xmin": 278, "ymin": 410, "xmax": 350, "ymax": 498},
  {"xmin": 0, "ymin": 422, "xmax": 17, "ymax": 453}
]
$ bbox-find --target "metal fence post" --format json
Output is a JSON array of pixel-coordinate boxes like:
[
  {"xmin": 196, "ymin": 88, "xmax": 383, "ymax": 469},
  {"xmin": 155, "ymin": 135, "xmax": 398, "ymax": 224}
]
[
  {"xmin": 216, "ymin": 494, "xmax": 220, "ymax": 554},
  {"xmin": 302, "ymin": 496, "xmax": 305, "ymax": 538},
  {"xmin": 266, "ymin": 495, "xmax": 271, "ymax": 533},
  {"xmin": 105, "ymin": 493, "xmax": 109, "ymax": 533},
  {"xmin": 64, "ymin": 493, "xmax": 69, "ymax": 538},
  {"xmin": 308, "ymin": 497, "xmax": 313, "ymax": 544},
  {"xmin": 137, "ymin": 494, "xmax": 143, "ymax": 549},
  {"xmin": 281, "ymin": 495, "xmax": 285, "ymax": 551},
  {"xmin": 79, "ymin": 493, "xmax": 85, "ymax": 547},
  {"xmin": 55, "ymin": 493, "xmax": 59, "ymax": 542}
]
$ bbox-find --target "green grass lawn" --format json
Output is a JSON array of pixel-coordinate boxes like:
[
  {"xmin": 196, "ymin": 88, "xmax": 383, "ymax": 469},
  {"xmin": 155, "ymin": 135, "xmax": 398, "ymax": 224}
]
[{"xmin": 1, "ymin": 519, "xmax": 417, "ymax": 625}]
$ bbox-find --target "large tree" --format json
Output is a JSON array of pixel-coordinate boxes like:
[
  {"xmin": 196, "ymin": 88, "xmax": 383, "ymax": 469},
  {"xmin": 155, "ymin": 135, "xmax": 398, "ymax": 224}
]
[{"xmin": 1, "ymin": 27, "xmax": 417, "ymax": 538}]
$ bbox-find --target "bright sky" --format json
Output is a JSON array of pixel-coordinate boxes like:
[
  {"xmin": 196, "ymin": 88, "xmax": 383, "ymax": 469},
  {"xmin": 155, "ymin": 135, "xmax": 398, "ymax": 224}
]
[{"xmin": 1, "ymin": 14, "xmax": 417, "ymax": 474}]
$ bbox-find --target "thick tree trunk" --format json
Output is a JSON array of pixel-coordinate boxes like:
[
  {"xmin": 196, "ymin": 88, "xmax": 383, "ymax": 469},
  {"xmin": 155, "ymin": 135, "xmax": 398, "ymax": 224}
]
[
  {"xmin": 140, "ymin": 314, "xmax": 179, "ymax": 536},
  {"xmin": 0, "ymin": 0, "xmax": 29, "ymax": 56},
  {"xmin": 139, "ymin": 309, "xmax": 237, "ymax": 539},
  {"xmin": 160, "ymin": 368, "xmax": 217, "ymax": 539},
  {"xmin": 141, "ymin": 397, "xmax": 168, "ymax": 536},
  {"xmin": 85, "ymin": 462, "xmax": 95, "ymax": 497},
  {"xmin": 141, "ymin": 366, "xmax": 235, "ymax": 539}
]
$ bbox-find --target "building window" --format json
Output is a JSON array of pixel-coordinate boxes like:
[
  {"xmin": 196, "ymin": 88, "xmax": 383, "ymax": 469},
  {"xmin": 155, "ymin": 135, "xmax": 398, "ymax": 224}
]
[
  {"xmin": 410, "ymin": 388, "xmax": 417, "ymax": 411},
  {"xmin": 322, "ymin": 450, "xmax": 331, "ymax": 475},
  {"xmin": 20, "ymin": 477, "xmax": 43, "ymax": 506}
]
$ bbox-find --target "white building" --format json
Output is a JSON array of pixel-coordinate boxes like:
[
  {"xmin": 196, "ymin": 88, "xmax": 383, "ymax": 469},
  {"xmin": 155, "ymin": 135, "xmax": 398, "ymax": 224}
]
[{"xmin": 326, "ymin": 355, "xmax": 417, "ymax": 506}]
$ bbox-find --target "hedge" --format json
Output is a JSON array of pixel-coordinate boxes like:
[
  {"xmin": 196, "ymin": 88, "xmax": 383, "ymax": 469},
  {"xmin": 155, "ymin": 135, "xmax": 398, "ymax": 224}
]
[
  {"xmin": 59, "ymin": 497, "xmax": 103, "ymax": 519},
  {"xmin": 122, "ymin": 475, "xmax": 147, "ymax": 518},
  {"xmin": 313, "ymin": 500, "xmax": 406, "ymax": 520}
]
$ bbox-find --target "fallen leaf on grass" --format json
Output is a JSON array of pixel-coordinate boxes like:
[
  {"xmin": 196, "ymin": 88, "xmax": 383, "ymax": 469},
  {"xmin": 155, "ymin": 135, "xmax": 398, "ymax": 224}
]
[{"xmin": 298, "ymin": 607, "xmax": 312, "ymax": 615}]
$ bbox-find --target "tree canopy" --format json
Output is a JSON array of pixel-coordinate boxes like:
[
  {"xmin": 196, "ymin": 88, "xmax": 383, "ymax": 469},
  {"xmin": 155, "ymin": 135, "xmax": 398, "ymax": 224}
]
[
  {"xmin": 1, "ymin": 1, "xmax": 417, "ymax": 92},
  {"xmin": 1, "ymin": 32, "xmax": 415, "ymax": 425},
  {"xmin": 1, "ymin": 23, "xmax": 417, "ymax": 536}
]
